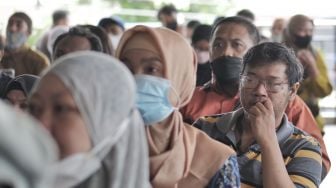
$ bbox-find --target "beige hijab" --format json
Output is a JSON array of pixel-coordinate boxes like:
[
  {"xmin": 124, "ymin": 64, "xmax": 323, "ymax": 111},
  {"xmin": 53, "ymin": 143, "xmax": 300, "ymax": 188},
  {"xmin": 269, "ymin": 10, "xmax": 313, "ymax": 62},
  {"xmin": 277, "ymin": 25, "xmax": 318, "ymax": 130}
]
[{"xmin": 116, "ymin": 26, "xmax": 235, "ymax": 188}]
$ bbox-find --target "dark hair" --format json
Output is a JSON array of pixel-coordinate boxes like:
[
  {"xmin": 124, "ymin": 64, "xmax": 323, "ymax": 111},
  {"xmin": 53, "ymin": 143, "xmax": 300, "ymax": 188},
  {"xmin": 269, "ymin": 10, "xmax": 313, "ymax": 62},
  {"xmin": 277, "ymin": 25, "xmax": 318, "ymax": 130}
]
[
  {"xmin": 187, "ymin": 20, "xmax": 201, "ymax": 29},
  {"xmin": 53, "ymin": 26, "xmax": 103, "ymax": 54},
  {"xmin": 191, "ymin": 24, "xmax": 212, "ymax": 44},
  {"xmin": 157, "ymin": 4, "xmax": 177, "ymax": 20},
  {"xmin": 9, "ymin": 12, "xmax": 32, "ymax": 35},
  {"xmin": 236, "ymin": 9, "xmax": 255, "ymax": 21},
  {"xmin": 52, "ymin": 10, "xmax": 69, "ymax": 25},
  {"xmin": 79, "ymin": 25, "xmax": 114, "ymax": 55},
  {"xmin": 242, "ymin": 42, "xmax": 303, "ymax": 86},
  {"xmin": 211, "ymin": 16, "xmax": 260, "ymax": 45},
  {"xmin": 98, "ymin": 16, "xmax": 125, "ymax": 31}
]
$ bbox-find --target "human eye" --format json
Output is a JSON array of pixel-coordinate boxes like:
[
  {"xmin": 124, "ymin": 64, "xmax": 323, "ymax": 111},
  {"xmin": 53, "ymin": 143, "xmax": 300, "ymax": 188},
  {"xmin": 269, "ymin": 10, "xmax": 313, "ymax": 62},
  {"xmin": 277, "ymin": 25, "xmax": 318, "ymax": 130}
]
[
  {"xmin": 213, "ymin": 40, "xmax": 223, "ymax": 50},
  {"xmin": 144, "ymin": 61, "xmax": 163, "ymax": 76},
  {"xmin": 53, "ymin": 104, "xmax": 79, "ymax": 115},
  {"xmin": 232, "ymin": 41, "xmax": 245, "ymax": 52},
  {"xmin": 267, "ymin": 81, "xmax": 283, "ymax": 91}
]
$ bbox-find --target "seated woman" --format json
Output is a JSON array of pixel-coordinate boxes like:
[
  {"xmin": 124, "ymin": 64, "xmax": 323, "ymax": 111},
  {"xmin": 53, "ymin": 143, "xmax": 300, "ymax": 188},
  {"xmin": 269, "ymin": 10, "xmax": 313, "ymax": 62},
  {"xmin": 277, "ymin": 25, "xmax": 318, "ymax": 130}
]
[
  {"xmin": 116, "ymin": 25, "xmax": 240, "ymax": 188},
  {"xmin": 2, "ymin": 74, "xmax": 39, "ymax": 111},
  {"xmin": 0, "ymin": 101, "xmax": 57, "ymax": 188},
  {"xmin": 28, "ymin": 51, "xmax": 150, "ymax": 188}
]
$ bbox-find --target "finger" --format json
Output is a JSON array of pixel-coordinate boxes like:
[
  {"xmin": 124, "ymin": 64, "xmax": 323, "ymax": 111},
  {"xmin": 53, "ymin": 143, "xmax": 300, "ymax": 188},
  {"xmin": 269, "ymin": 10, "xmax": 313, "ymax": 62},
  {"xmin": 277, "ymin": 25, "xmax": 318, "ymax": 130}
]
[
  {"xmin": 249, "ymin": 103, "xmax": 263, "ymax": 116},
  {"xmin": 264, "ymin": 98, "xmax": 274, "ymax": 111}
]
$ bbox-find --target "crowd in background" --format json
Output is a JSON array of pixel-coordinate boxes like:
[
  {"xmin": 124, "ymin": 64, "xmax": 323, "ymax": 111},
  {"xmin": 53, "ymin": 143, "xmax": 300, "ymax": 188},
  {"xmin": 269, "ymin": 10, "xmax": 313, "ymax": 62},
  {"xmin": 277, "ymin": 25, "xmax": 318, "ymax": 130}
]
[{"xmin": 0, "ymin": 4, "xmax": 334, "ymax": 188}]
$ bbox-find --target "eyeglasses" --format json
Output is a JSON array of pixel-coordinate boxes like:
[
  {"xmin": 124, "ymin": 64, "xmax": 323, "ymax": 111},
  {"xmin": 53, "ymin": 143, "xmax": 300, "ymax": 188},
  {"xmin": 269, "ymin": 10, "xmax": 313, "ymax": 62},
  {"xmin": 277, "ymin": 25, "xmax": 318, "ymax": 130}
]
[{"xmin": 240, "ymin": 75, "xmax": 288, "ymax": 92}]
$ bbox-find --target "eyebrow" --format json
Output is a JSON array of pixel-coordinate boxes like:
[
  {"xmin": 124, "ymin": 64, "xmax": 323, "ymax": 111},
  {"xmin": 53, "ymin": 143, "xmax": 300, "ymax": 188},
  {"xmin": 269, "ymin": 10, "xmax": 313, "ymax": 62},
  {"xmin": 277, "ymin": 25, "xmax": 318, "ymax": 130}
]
[
  {"xmin": 31, "ymin": 90, "xmax": 70, "ymax": 101},
  {"xmin": 245, "ymin": 72, "xmax": 282, "ymax": 80},
  {"xmin": 140, "ymin": 57, "xmax": 162, "ymax": 64}
]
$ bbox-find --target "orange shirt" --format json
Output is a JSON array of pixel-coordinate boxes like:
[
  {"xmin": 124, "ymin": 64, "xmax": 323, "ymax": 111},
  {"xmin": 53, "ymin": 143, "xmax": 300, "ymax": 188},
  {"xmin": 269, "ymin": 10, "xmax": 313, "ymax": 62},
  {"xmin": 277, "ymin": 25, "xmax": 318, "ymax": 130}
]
[
  {"xmin": 181, "ymin": 86, "xmax": 330, "ymax": 176},
  {"xmin": 180, "ymin": 86, "xmax": 239, "ymax": 124}
]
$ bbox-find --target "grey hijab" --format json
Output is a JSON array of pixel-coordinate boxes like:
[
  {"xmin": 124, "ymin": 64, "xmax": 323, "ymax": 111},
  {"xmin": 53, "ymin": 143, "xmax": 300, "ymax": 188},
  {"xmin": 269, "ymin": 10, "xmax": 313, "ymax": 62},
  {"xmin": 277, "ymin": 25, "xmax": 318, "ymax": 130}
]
[
  {"xmin": 0, "ymin": 101, "xmax": 58, "ymax": 188},
  {"xmin": 42, "ymin": 51, "xmax": 150, "ymax": 188}
]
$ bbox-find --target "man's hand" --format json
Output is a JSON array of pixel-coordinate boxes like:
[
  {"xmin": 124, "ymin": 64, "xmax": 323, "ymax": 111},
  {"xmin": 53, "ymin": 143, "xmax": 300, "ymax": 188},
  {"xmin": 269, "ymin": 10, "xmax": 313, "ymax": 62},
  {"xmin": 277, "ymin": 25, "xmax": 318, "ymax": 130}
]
[{"xmin": 247, "ymin": 98, "xmax": 277, "ymax": 145}]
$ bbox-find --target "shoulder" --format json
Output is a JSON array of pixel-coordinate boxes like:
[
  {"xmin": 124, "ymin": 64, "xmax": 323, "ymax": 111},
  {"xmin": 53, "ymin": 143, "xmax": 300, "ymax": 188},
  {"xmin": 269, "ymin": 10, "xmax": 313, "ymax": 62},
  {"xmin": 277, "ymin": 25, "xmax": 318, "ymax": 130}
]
[
  {"xmin": 282, "ymin": 124, "xmax": 321, "ymax": 159},
  {"xmin": 25, "ymin": 47, "xmax": 50, "ymax": 65}
]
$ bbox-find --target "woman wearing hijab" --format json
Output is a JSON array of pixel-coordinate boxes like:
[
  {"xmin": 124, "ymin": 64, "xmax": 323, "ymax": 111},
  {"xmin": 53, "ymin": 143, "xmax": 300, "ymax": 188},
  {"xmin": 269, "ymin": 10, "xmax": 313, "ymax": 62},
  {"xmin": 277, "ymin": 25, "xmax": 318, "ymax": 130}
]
[
  {"xmin": 0, "ymin": 101, "xmax": 57, "ymax": 188},
  {"xmin": 283, "ymin": 14, "xmax": 333, "ymax": 134},
  {"xmin": 116, "ymin": 25, "xmax": 240, "ymax": 188},
  {"xmin": 2, "ymin": 74, "xmax": 39, "ymax": 110},
  {"xmin": 28, "ymin": 51, "xmax": 150, "ymax": 188}
]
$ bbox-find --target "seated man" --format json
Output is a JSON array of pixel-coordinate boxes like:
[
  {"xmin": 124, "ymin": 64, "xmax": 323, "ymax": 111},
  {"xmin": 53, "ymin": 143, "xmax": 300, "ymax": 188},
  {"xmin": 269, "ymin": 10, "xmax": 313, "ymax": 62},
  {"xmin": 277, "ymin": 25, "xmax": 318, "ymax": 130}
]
[
  {"xmin": 194, "ymin": 42, "xmax": 322, "ymax": 188},
  {"xmin": 181, "ymin": 16, "xmax": 330, "ymax": 178}
]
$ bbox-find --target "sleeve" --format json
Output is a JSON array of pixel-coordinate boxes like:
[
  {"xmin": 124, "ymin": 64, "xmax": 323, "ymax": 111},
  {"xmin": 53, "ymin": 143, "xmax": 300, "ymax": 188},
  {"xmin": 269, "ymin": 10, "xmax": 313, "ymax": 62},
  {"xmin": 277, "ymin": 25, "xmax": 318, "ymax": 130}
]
[
  {"xmin": 29, "ymin": 50, "xmax": 50, "ymax": 75},
  {"xmin": 286, "ymin": 137, "xmax": 322, "ymax": 188},
  {"xmin": 285, "ymin": 96, "xmax": 330, "ymax": 178},
  {"xmin": 301, "ymin": 50, "xmax": 332, "ymax": 98},
  {"xmin": 207, "ymin": 155, "xmax": 240, "ymax": 188}
]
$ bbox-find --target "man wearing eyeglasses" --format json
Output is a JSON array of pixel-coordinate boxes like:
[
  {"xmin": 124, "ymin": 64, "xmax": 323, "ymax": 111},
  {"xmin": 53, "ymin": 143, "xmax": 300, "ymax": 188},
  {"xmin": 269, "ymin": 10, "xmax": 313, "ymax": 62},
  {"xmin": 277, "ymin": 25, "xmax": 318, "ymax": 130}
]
[
  {"xmin": 194, "ymin": 42, "xmax": 322, "ymax": 188},
  {"xmin": 181, "ymin": 16, "xmax": 330, "ymax": 180}
]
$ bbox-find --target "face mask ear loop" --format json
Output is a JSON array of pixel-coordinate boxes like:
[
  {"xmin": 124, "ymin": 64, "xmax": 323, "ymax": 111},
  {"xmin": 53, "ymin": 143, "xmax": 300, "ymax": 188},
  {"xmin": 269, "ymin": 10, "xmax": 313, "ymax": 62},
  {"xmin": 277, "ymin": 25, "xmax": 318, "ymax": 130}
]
[
  {"xmin": 169, "ymin": 85, "xmax": 181, "ymax": 111},
  {"xmin": 89, "ymin": 116, "xmax": 130, "ymax": 160}
]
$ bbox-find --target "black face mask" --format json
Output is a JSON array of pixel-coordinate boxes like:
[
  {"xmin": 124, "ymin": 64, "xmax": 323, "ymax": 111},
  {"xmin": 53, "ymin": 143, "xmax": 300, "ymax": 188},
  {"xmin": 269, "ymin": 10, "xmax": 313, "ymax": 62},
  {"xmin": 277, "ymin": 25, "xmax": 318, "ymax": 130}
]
[
  {"xmin": 166, "ymin": 21, "xmax": 178, "ymax": 31},
  {"xmin": 210, "ymin": 56, "xmax": 242, "ymax": 97},
  {"xmin": 293, "ymin": 34, "xmax": 312, "ymax": 49}
]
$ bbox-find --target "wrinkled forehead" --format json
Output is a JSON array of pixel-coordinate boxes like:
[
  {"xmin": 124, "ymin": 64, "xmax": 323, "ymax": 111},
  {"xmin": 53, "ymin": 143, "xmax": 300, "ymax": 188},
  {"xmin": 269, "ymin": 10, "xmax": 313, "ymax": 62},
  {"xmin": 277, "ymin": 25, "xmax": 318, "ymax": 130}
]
[
  {"xmin": 243, "ymin": 61, "xmax": 288, "ymax": 79},
  {"xmin": 212, "ymin": 23, "xmax": 253, "ymax": 42}
]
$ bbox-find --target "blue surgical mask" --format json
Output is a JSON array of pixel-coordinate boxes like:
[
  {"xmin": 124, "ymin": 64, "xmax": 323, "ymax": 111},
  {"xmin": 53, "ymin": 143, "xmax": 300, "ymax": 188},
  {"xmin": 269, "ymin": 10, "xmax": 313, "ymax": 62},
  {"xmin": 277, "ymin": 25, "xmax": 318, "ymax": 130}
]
[
  {"xmin": 6, "ymin": 32, "xmax": 27, "ymax": 50},
  {"xmin": 135, "ymin": 74, "xmax": 179, "ymax": 125}
]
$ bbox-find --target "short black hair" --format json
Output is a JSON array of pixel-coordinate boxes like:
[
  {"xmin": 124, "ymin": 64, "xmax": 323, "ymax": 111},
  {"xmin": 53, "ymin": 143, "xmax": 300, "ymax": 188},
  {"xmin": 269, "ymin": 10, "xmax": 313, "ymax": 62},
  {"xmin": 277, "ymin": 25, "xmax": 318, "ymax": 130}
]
[
  {"xmin": 211, "ymin": 16, "xmax": 260, "ymax": 45},
  {"xmin": 192, "ymin": 24, "xmax": 212, "ymax": 44},
  {"xmin": 53, "ymin": 26, "xmax": 103, "ymax": 54},
  {"xmin": 157, "ymin": 4, "xmax": 177, "ymax": 20},
  {"xmin": 52, "ymin": 10, "xmax": 69, "ymax": 25},
  {"xmin": 98, "ymin": 17, "xmax": 125, "ymax": 31},
  {"xmin": 242, "ymin": 42, "xmax": 303, "ymax": 86},
  {"xmin": 236, "ymin": 9, "xmax": 255, "ymax": 21},
  {"xmin": 80, "ymin": 24, "xmax": 114, "ymax": 55},
  {"xmin": 8, "ymin": 12, "xmax": 32, "ymax": 35},
  {"xmin": 187, "ymin": 20, "xmax": 201, "ymax": 29}
]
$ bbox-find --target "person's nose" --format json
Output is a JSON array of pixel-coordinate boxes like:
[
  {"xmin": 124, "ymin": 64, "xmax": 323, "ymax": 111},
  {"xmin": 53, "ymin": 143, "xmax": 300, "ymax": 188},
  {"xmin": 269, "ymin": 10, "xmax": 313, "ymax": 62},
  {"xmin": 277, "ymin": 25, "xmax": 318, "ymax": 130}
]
[
  {"xmin": 221, "ymin": 45, "xmax": 234, "ymax": 57},
  {"xmin": 253, "ymin": 80, "xmax": 268, "ymax": 97}
]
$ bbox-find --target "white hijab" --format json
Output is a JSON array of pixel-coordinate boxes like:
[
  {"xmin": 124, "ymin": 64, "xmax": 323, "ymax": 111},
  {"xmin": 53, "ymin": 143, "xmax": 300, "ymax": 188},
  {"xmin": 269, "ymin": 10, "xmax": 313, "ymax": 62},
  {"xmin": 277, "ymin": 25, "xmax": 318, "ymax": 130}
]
[
  {"xmin": 41, "ymin": 51, "xmax": 150, "ymax": 188},
  {"xmin": 0, "ymin": 101, "xmax": 58, "ymax": 188}
]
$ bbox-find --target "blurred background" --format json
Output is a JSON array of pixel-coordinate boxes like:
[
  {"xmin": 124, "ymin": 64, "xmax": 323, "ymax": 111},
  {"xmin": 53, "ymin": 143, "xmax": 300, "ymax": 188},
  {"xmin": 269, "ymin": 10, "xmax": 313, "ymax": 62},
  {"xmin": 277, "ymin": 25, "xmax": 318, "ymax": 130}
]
[{"xmin": 1, "ymin": 0, "xmax": 335, "ymax": 187}]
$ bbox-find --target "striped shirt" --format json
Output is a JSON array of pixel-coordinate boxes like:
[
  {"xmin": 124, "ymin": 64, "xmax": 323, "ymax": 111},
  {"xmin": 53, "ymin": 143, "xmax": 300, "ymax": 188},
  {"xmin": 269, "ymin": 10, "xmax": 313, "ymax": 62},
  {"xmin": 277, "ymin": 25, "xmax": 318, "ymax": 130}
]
[{"xmin": 193, "ymin": 108, "xmax": 322, "ymax": 188}]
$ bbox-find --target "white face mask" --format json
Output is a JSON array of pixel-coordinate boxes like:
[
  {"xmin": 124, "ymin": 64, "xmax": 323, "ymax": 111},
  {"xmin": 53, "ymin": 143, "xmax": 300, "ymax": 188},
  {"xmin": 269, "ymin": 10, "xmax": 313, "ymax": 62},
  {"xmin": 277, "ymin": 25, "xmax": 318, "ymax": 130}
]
[
  {"xmin": 109, "ymin": 34, "xmax": 122, "ymax": 50},
  {"xmin": 271, "ymin": 34, "xmax": 282, "ymax": 43},
  {"xmin": 52, "ymin": 117, "xmax": 130, "ymax": 188},
  {"xmin": 196, "ymin": 51, "xmax": 210, "ymax": 64}
]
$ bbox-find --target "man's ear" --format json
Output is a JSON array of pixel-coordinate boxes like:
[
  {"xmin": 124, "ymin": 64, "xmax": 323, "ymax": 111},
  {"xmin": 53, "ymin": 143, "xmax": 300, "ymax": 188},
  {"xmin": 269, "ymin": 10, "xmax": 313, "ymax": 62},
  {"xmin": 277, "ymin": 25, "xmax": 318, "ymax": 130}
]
[{"xmin": 289, "ymin": 82, "xmax": 300, "ymax": 101}]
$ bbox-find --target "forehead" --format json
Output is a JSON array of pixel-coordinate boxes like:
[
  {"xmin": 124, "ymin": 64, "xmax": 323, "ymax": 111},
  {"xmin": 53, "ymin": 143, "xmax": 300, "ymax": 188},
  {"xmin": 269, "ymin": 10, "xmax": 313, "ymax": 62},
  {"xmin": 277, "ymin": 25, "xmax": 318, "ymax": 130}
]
[
  {"xmin": 58, "ymin": 36, "xmax": 91, "ymax": 50},
  {"xmin": 7, "ymin": 16, "xmax": 28, "ymax": 27},
  {"xmin": 212, "ymin": 23, "xmax": 253, "ymax": 42},
  {"xmin": 121, "ymin": 49, "xmax": 161, "ymax": 61},
  {"xmin": 292, "ymin": 20, "xmax": 313, "ymax": 32},
  {"xmin": 244, "ymin": 61, "xmax": 288, "ymax": 79}
]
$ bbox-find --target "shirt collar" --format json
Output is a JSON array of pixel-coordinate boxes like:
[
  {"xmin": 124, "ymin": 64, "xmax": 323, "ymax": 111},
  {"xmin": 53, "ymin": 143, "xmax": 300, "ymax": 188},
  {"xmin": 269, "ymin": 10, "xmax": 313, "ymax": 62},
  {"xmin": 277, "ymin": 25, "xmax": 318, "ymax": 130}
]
[{"xmin": 217, "ymin": 108, "xmax": 294, "ymax": 152}]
